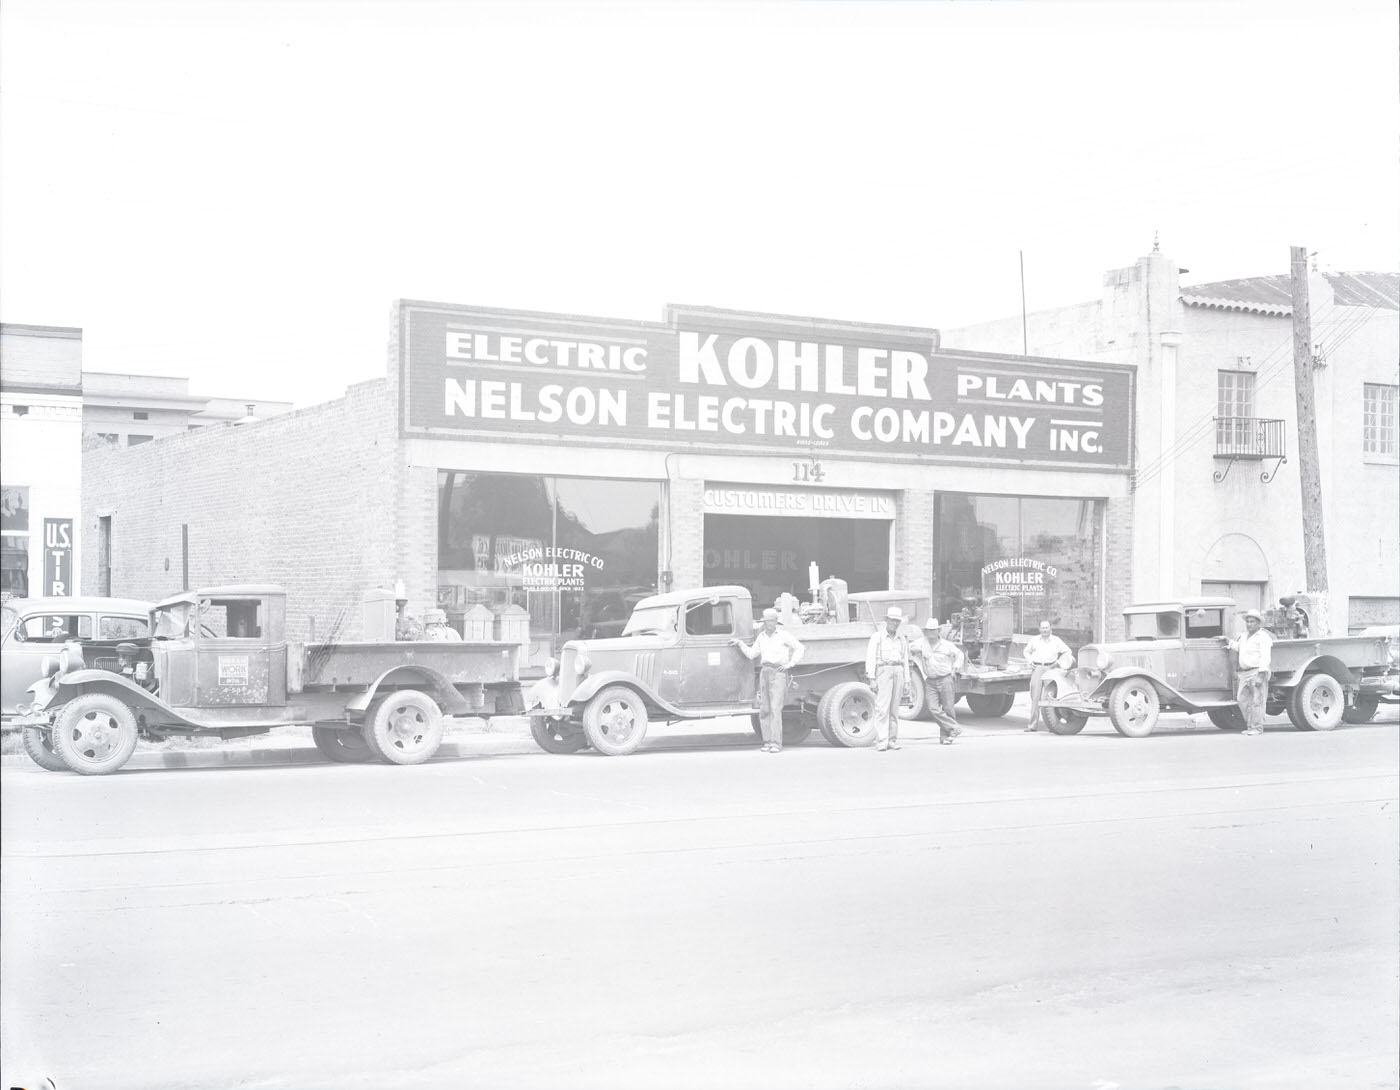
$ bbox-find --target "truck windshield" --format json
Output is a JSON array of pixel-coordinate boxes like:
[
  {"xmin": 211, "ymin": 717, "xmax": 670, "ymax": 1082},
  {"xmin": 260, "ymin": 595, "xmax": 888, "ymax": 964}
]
[
  {"xmin": 153, "ymin": 602, "xmax": 194, "ymax": 639},
  {"xmin": 1126, "ymin": 612, "xmax": 1182, "ymax": 639},
  {"xmin": 622, "ymin": 607, "xmax": 676, "ymax": 637}
]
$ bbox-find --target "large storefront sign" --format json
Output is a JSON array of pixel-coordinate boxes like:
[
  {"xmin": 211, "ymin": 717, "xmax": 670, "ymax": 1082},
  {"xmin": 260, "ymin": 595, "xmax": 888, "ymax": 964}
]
[{"xmin": 400, "ymin": 303, "xmax": 1134, "ymax": 469}]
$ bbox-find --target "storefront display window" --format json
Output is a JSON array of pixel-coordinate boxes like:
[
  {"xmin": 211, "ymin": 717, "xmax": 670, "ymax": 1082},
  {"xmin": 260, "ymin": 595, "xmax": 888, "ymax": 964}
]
[
  {"xmin": 1, "ymin": 486, "xmax": 30, "ymax": 600},
  {"xmin": 437, "ymin": 473, "xmax": 660, "ymax": 661},
  {"xmin": 933, "ymin": 494, "xmax": 1101, "ymax": 648}
]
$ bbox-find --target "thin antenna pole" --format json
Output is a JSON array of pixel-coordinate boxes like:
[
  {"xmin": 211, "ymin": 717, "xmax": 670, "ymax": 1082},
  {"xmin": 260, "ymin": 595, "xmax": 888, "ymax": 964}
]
[{"xmin": 1019, "ymin": 250, "xmax": 1028, "ymax": 355}]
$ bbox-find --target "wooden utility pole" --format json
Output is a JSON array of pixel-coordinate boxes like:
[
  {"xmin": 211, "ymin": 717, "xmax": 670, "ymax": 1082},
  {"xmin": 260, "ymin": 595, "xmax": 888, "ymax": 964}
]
[{"xmin": 1290, "ymin": 246, "xmax": 1330, "ymax": 635}]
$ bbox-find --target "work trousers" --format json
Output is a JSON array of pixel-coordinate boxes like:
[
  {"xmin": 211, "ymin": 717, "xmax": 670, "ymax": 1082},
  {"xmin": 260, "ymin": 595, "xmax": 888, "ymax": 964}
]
[
  {"xmin": 924, "ymin": 673, "xmax": 960, "ymax": 737},
  {"xmin": 1028, "ymin": 665, "xmax": 1053, "ymax": 716},
  {"xmin": 758, "ymin": 665, "xmax": 789, "ymax": 747},
  {"xmin": 872, "ymin": 665, "xmax": 904, "ymax": 745},
  {"xmin": 1236, "ymin": 668, "xmax": 1268, "ymax": 731}
]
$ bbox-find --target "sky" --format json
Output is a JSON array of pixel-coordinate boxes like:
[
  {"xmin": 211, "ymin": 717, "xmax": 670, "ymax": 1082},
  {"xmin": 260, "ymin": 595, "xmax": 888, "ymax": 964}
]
[{"xmin": 1, "ymin": 0, "xmax": 1396, "ymax": 409}]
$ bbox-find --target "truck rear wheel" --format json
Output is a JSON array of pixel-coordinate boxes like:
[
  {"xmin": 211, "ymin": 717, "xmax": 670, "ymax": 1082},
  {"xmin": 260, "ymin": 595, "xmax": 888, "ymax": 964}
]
[
  {"xmin": 583, "ymin": 686, "xmax": 648, "ymax": 755},
  {"xmin": 51, "ymin": 693, "xmax": 139, "ymax": 775},
  {"xmin": 820, "ymin": 681, "xmax": 878, "ymax": 748},
  {"xmin": 1287, "ymin": 674, "xmax": 1344, "ymax": 731},
  {"xmin": 1341, "ymin": 695, "xmax": 1379, "ymax": 724},
  {"xmin": 21, "ymin": 726, "xmax": 68, "ymax": 772},
  {"xmin": 966, "ymin": 693, "xmax": 1015, "ymax": 718},
  {"xmin": 1207, "ymin": 707, "xmax": 1247, "ymax": 731},
  {"xmin": 1106, "ymin": 677, "xmax": 1160, "ymax": 737},
  {"xmin": 366, "ymin": 691, "xmax": 445, "ymax": 764},
  {"xmin": 898, "ymin": 669, "xmax": 928, "ymax": 721},
  {"xmin": 531, "ymin": 716, "xmax": 590, "ymax": 754},
  {"xmin": 1037, "ymin": 681, "xmax": 1087, "ymax": 735},
  {"xmin": 313, "ymin": 725, "xmax": 375, "ymax": 763}
]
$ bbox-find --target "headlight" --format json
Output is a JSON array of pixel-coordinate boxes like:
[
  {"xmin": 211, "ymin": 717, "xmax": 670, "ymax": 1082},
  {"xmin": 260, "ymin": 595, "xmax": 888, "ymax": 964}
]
[
  {"xmin": 575, "ymin": 648, "xmax": 591, "ymax": 677},
  {"xmin": 1094, "ymin": 649, "xmax": 1115, "ymax": 672},
  {"xmin": 40, "ymin": 655, "xmax": 61, "ymax": 678}
]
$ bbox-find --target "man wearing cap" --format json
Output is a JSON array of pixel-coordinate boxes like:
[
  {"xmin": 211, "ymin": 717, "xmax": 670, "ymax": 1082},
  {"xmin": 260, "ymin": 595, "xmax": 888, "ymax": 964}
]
[
  {"xmin": 733, "ymin": 608, "xmax": 805, "ymax": 753},
  {"xmin": 1231, "ymin": 609, "xmax": 1273, "ymax": 735},
  {"xmin": 913, "ymin": 618, "xmax": 966, "ymax": 744},
  {"xmin": 422, "ymin": 609, "xmax": 462, "ymax": 641},
  {"xmin": 865, "ymin": 607, "xmax": 911, "ymax": 751}
]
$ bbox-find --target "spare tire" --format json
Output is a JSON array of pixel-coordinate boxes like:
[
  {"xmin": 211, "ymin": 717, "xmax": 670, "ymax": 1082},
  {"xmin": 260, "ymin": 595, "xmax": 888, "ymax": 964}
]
[{"xmin": 820, "ymin": 681, "xmax": 878, "ymax": 748}]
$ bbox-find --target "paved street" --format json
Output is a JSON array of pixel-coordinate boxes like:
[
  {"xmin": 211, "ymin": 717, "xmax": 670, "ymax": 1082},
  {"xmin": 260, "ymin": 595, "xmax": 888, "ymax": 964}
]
[{"xmin": 3, "ymin": 704, "xmax": 1397, "ymax": 1090}]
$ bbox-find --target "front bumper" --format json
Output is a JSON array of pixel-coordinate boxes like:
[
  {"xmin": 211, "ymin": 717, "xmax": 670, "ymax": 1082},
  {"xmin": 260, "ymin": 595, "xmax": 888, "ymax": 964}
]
[{"xmin": 1038, "ymin": 694, "xmax": 1107, "ymax": 717}]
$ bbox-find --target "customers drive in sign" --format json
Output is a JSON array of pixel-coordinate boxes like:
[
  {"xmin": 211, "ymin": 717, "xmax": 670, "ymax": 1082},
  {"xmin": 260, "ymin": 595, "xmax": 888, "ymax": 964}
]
[{"xmin": 398, "ymin": 301, "xmax": 1134, "ymax": 468}]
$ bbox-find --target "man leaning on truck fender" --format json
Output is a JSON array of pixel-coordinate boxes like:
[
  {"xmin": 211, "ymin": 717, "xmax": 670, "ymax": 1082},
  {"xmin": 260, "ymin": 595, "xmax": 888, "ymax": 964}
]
[
  {"xmin": 733, "ymin": 608, "xmax": 805, "ymax": 753},
  {"xmin": 1232, "ymin": 609, "xmax": 1274, "ymax": 735}
]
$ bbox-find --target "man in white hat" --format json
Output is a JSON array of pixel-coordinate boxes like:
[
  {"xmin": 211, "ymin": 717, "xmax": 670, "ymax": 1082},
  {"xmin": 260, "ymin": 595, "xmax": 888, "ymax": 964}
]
[
  {"xmin": 864, "ymin": 606, "xmax": 911, "ymax": 750},
  {"xmin": 732, "ymin": 607, "xmax": 805, "ymax": 753},
  {"xmin": 1231, "ymin": 608, "xmax": 1273, "ymax": 735},
  {"xmin": 913, "ymin": 618, "xmax": 966, "ymax": 744},
  {"xmin": 422, "ymin": 608, "xmax": 462, "ymax": 641}
]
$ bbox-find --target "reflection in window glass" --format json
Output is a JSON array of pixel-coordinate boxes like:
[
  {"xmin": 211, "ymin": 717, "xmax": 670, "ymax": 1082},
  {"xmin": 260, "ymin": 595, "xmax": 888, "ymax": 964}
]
[
  {"xmin": 438, "ymin": 473, "xmax": 660, "ymax": 663},
  {"xmin": 21, "ymin": 614, "xmax": 93, "ymax": 641},
  {"xmin": 934, "ymin": 494, "xmax": 1102, "ymax": 647},
  {"xmin": 99, "ymin": 615, "xmax": 150, "ymax": 640}
]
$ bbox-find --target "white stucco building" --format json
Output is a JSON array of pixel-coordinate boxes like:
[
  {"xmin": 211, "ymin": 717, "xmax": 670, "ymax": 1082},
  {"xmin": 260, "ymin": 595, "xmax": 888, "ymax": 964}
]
[{"xmin": 942, "ymin": 248, "xmax": 1400, "ymax": 631}]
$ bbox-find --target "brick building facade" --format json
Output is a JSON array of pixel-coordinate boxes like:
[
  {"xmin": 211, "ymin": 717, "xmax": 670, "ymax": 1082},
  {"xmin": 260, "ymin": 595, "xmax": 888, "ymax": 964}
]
[{"xmin": 81, "ymin": 301, "xmax": 1138, "ymax": 665}]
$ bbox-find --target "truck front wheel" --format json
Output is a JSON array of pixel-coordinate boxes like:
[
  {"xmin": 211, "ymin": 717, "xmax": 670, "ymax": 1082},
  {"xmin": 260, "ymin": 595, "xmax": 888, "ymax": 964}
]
[
  {"xmin": 583, "ymin": 686, "xmax": 648, "ymax": 755},
  {"xmin": 313, "ymin": 725, "xmax": 375, "ymax": 763},
  {"xmin": 367, "ymin": 691, "xmax": 445, "ymax": 764},
  {"xmin": 51, "ymin": 693, "xmax": 139, "ymax": 775},
  {"xmin": 1106, "ymin": 678, "xmax": 1160, "ymax": 737},
  {"xmin": 1037, "ymin": 681, "xmax": 1088, "ymax": 734},
  {"xmin": 531, "ymin": 716, "xmax": 590, "ymax": 754},
  {"xmin": 1287, "ymin": 674, "xmax": 1344, "ymax": 731},
  {"xmin": 820, "ymin": 681, "xmax": 878, "ymax": 748}
]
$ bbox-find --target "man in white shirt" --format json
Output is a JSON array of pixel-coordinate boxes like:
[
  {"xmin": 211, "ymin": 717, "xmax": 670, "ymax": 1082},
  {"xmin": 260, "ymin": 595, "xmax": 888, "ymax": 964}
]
[
  {"xmin": 865, "ymin": 607, "xmax": 911, "ymax": 751},
  {"xmin": 913, "ymin": 618, "xmax": 966, "ymax": 744},
  {"xmin": 733, "ymin": 608, "xmax": 805, "ymax": 753},
  {"xmin": 1231, "ymin": 608, "xmax": 1274, "ymax": 735},
  {"xmin": 1022, "ymin": 620, "xmax": 1072, "ymax": 732}
]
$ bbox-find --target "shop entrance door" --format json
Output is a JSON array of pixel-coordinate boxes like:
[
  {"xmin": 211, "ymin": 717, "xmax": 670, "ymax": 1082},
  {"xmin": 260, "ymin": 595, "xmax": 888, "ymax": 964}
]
[{"xmin": 703, "ymin": 515, "xmax": 889, "ymax": 608}]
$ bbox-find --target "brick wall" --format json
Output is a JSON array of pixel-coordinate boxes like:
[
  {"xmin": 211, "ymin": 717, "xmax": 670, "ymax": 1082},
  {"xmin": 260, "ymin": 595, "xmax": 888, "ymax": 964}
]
[
  {"xmin": 668, "ymin": 478, "xmax": 706, "ymax": 589},
  {"xmin": 1102, "ymin": 493, "xmax": 1134, "ymax": 641},
  {"xmin": 81, "ymin": 379, "xmax": 398, "ymax": 641},
  {"xmin": 893, "ymin": 489, "xmax": 935, "ymax": 593}
]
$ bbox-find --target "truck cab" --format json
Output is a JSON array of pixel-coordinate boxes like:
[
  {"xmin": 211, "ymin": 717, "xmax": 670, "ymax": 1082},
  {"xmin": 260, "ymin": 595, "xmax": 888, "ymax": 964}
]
[
  {"xmin": 557, "ymin": 585, "xmax": 758, "ymax": 713},
  {"xmin": 151, "ymin": 586, "xmax": 288, "ymax": 709}
]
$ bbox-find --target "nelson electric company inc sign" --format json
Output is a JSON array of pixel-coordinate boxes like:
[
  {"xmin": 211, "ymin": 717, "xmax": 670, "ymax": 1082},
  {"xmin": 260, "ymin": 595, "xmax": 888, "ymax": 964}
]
[{"xmin": 399, "ymin": 301, "xmax": 1135, "ymax": 470}]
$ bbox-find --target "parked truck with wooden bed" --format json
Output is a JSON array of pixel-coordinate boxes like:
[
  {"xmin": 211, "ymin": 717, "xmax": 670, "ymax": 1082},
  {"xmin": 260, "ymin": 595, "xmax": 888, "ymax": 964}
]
[
  {"xmin": 15, "ymin": 585, "xmax": 524, "ymax": 774},
  {"xmin": 526, "ymin": 583, "xmax": 1034, "ymax": 756},
  {"xmin": 1036, "ymin": 596, "xmax": 1397, "ymax": 736}
]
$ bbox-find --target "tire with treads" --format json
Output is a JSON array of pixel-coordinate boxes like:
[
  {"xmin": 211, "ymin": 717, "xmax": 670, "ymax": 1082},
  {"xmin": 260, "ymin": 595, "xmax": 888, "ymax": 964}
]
[
  {"xmin": 530, "ymin": 716, "xmax": 590, "ymax": 754},
  {"xmin": 820, "ymin": 681, "xmax": 878, "ymax": 748},
  {"xmin": 1105, "ymin": 677, "xmax": 1160, "ymax": 738},
  {"xmin": 365, "ymin": 690, "xmax": 445, "ymax": 764},
  {"xmin": 51, "ymin": 693, "xmax": 139, "ymax": 775},
  {"xmin": 22, "ymin": 726, "xmax": 68, "ymax": 771},
  {"xmin": 1286, "ymin": 674, "xmax": 1344, "ymax": 731},
  {"xmin": 582, "ymin": 685, "xmax": 648, "ymax": 756}
]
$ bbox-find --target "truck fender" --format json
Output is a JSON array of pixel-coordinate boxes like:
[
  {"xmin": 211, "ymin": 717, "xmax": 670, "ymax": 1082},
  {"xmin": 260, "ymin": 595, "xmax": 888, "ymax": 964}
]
[
  {"xmin": 567, "ymin": 670, "xmax": 676, "ymax": 717},
  {"xmin": 1268, "ymin": 654, "xmax": 1353, "ymax": 692},
  {"xmin": 1088, "ymin": 667, "xmax": 1198, "ymax": 710},
  {"xmin": 36, "ymin": 670, "xmax": 198, "ymax": 727},
  {"xmin": 345, "ymin": 664, "xmax": 474, "ymax": 718}
]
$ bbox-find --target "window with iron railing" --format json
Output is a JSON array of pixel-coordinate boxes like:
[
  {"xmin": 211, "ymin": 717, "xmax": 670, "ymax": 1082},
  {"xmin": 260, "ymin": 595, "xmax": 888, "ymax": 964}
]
[
  {"xmin": 1216, "ymin": 370, "xmax": 1255, "ymax": 450},
  {"xmin": 1214, "ymin": 417, "xmax": 1286, "ymax": 458}
]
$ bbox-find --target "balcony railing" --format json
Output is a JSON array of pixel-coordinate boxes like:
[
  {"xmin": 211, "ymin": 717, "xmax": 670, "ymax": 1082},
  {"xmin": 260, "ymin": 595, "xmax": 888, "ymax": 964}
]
[{"xmin": 1214, "ymin": 417, "xmax": 1286, "ymax": 482}]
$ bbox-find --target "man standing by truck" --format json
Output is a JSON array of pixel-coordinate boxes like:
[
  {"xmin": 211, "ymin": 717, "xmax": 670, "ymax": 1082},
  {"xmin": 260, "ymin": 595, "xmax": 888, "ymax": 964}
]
[
  {"xmin": 1023, "ymin": 620, "xmax": 1073, "ymax": 732},
  {"xmin": 914, "ymin": 618, "xmax": 965, "ymax": 745},
  {"xmin": 1231, "ymin": 608, "xmax": 1273, "ymax": 736},
  {"xmin": 866, "ymin": 607, "xmax": 911, "ymax": 751},
  {"xmin": 733, "ymin": 608, "xmax": 805, "ymax": 753}
]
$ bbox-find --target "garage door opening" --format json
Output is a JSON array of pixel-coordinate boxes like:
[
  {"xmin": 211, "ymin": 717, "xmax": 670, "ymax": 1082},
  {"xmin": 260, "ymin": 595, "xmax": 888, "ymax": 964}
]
[{"xmin": 703, "ymin": 515, "xmax": 889, "ymax": 608}]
